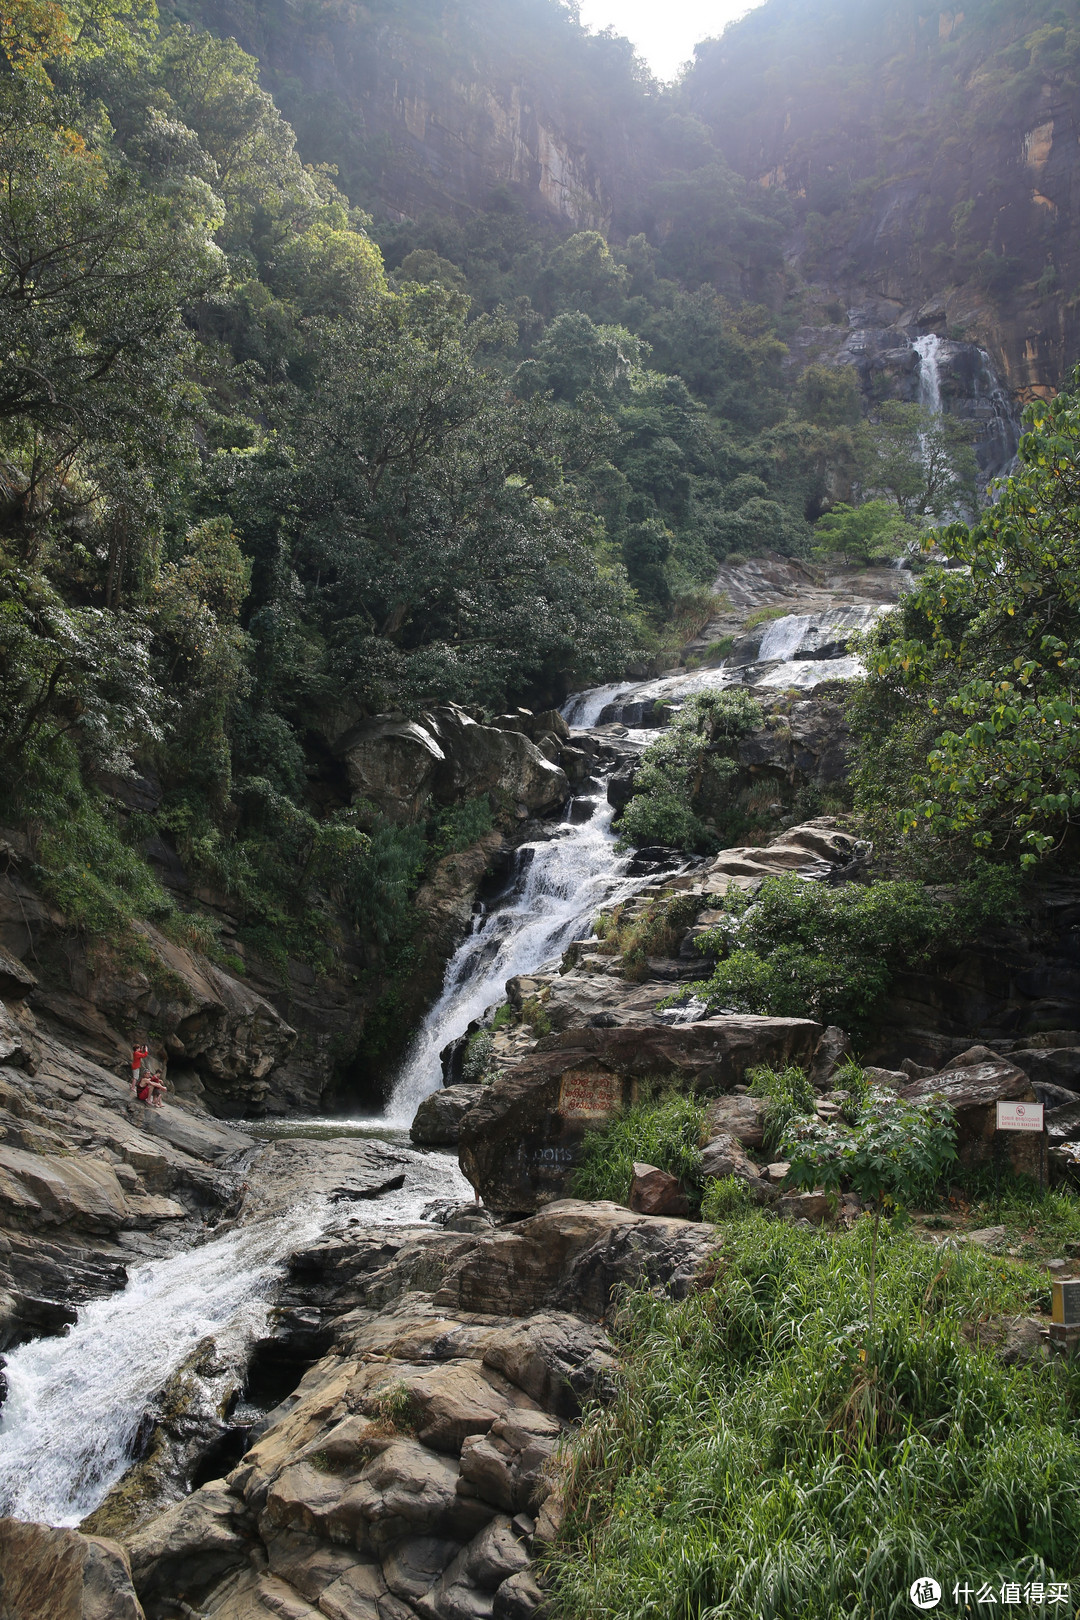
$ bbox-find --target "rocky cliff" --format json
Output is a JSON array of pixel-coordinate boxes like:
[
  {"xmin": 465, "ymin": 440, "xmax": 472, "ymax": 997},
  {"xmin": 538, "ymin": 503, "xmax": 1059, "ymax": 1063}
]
[
  {"xmin": 173, "ymin": 0, "xmax": 633, "ymax": 228},
  {"xmin": 685, "ymin": 0, "xmax": 1080, "ymax": 396}
]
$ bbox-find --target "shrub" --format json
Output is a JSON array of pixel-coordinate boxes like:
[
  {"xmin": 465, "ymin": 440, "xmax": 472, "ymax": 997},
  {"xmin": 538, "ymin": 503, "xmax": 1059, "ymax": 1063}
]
[
  {"xmin": 685, "ymin": 870, "xmax": 1022, "ymax": 1036},
  {"xmin": 462, "ymin": 1029, "xmax": 494, "ymax": 1082},
  {"xmin": 617, "ymin": 689, "xmax": 763, "ymax": 853},
  {"xmin": 701, "ymin": 1173, "xmax": 755, "ymax": 1220},
  {"xmin": 785, "ymin": 1087, "xmax": 958, "ymax": 1328},
  {"xmin": 572, "ymin": 1089, "xmax": 707, "ymax": 1208}
]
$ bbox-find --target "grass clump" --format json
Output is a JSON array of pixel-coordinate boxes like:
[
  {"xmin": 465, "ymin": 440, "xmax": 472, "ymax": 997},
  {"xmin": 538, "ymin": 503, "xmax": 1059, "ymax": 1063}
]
[
  {"xmin": 700, "ymin": 1173, "xmax": 755, "ymax": 1221},
  {"xmin": 595, "ymin": 891, "xmax": 703, "ymax": 981},
  {"xmin": 747, "ymin": 1061, "xmax": 817, "ymax": 1153},
  {"xmin": 548, "ymin": 1214, "xmax": 1075, "ymax": 1620},
  {"xmin": 572, "ymin": 1089, "xmax": 707, "ymax": 1210},
  {"xmin": 949, "ymin": 1180, "xmax": 1080, "ymax": 1263}
]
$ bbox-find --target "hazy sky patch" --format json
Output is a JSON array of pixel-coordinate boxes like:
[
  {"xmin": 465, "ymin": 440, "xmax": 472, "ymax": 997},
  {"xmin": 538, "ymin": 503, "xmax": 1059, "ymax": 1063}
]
[{"xmin": 576, "ymin": 0, "xmax": 760, "ymax": 81}]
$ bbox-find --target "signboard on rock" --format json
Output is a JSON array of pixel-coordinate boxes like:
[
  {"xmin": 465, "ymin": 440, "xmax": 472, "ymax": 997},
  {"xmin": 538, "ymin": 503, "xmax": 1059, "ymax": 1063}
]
[
  {"xmin": 996, "ymin": 1100, "xmax": 1044, "ymax": 1132},
  {"xmin": 558, "ymin": 1067, "xmax": 622, "ymax": 1120}
]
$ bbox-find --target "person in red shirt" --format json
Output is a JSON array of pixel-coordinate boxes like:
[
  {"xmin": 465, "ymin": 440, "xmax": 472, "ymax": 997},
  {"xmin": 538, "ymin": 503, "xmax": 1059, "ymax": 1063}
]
[{"xmin": 130, "ymin": 1044, "xmax": 149, "ymax": 1096}]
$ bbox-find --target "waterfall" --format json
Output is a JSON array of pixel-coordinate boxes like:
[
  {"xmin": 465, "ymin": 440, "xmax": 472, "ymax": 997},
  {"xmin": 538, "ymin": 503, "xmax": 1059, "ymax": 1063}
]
[
  {"xmin": 757, "ymin": 613, "xmax": 813, "ymax": 662},
  {"xmin": 561, "ymin": 682, "xmax": 634, "ymax": 727},
  {"xmin": 915, "ymin": 332, "xmax": 945, "ymax": 415},
  {"xmin": 0, "ymin": 1200, "xmax": 329, "ymax": 1526},
  {"xmin": 384, "ymin": 784, "xmax": 648, "ymax": 1126},
  {"xmin": 974, "ymin": 345, "xmax": 1021, "ymax": 487}
]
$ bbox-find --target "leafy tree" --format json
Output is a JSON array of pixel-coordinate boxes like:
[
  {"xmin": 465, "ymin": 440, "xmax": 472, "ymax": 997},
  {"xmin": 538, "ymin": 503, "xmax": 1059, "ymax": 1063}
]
[
  {"xmin": 852, "ymin": 371, "xmax": 1080, "ymax": 869},
  {"xmin": 685, "ymin": 872, "xmax": 1020, "ymax": 1035},
  {"xmin": 855, "ymin": 402, "xmax": 977, "ymax": 520},
  {"xmin": 0, "ymin": 77, "xmax": 222, "ymax": 541},
  {"xmin": 241, "ymin": 287, "xmax": 641, "ymax": 712},
  {"xmin": 813, "ymin": 499, "xmax": 920, "ymax": 564}
]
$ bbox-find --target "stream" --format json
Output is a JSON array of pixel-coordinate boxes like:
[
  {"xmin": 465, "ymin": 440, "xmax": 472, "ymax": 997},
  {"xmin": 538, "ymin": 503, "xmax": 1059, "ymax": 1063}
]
[{"xmin": 0, "ymin": 605, "xmax": 882, "ymax": 1530}]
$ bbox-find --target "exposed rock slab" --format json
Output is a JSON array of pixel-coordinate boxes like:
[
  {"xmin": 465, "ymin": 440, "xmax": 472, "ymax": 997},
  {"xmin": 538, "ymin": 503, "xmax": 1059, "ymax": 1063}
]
[
  {"xmin": 0, "ymin": 1519, "xmax": 144, "ymax": 1619},
  {"xmin": 458, "ymin": 1016, "xmax": 819, "ymax": 1210}
]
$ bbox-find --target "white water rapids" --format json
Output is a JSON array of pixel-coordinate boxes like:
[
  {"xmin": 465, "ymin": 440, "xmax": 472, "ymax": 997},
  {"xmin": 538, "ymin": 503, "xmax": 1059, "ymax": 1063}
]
[
  {"xmin": 0, "ymin": 1147, "xmax": 471, "ymax": 1527},
  {"xmin": 385, "ymin": 781, "xmax": 651, "ymax": 1125},
  {"xmin": 0, "ymin": 1200, "xmax": 328, "ymax": 1525}
]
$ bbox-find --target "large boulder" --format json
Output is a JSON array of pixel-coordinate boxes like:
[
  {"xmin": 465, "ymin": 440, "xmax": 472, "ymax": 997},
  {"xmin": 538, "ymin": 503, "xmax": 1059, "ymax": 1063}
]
[
  {"xmin": 458, "ymin": 1016, "xmax": 820, "ymax": 1211},
  {"xmin": 333, "ymin": 705, "xmax": 569, "ymax": 825},
  {"xmin": 628, "ymin": 1162, "xmax": 689, "ymax": 1216},
  {"xmin": 899, "ymin": 1053, "xmax": 1041, "ymax": 1177},
  {"xmin": 411, "ymin": 1085, "xmax": 485, "ymax": 1146},
  {"xmin": 703, "ymin": 1093, "xmax": 767, "ymax": 1149},
  {"xmin": 0, "ymin": 1520, "xmax": 144, "ymax": 1620},
  {"xmin": 434, "ymin": 1200, "xmax": 716, "ymax": 1320},
  {"xmin": 334, "ymin": 716, "xmax": 446, "ymax": 823},
  {"xmin": 426, "ymin": 706, "xmax": 568, "ymax": 813},
  {"xmin": 707, "ymin": 819, "xmax": 868, "ymax": 883},
  {"xmin": 125, "ymin": 1480, "xmax": 251, "ymax": 1606}
]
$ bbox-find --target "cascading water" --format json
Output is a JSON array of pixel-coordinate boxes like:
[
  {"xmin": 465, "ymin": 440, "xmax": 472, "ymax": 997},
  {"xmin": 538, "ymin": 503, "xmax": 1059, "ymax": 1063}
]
[
  {"xmin": 385, "ymin": 783, "xmax": 651, "ymax": 1125},
  {"xmin": 0, "ymin": 1147, "xmax": 474, "ymax": 1527},
  {"xmin": 915, "ymin": 332, "xmax": 945, "ymax": 415},
  {"xmin": 0, "ymin": 1199, "xmax": 329, "ymax": 1525},
  {"xmin": 757, "ymin": 613, "xmax": 813, "ymax": 662}
]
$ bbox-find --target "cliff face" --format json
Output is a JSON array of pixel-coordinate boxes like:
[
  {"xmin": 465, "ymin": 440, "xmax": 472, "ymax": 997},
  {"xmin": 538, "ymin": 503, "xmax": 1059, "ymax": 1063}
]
[
  {"xmin": 176, "ymin": 0, "xmax": 630, "ymax": 228},
  {"xmin": 684, "ymin": 0, "xmax": 1080, "ymax": 395}
]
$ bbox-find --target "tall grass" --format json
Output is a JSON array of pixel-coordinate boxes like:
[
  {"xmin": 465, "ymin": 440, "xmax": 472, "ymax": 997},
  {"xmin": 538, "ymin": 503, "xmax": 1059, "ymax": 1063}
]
[
  {"xmin": 548, "ymin": 1213, "xmax": 1077, "ymax": 1620},
  {"xmin": 572, "ymin": 1091, "xmax": 707, "ymax": 1209}
]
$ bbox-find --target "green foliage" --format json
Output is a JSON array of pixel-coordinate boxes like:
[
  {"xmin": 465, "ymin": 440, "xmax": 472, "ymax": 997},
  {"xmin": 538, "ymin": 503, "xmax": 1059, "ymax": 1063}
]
[
  {"xmin": 852, "ymin": 371, "xmax": 1080, "ymax": 871},
  {"xmin": 572, "ymin": 1089, "xmax": 707, "ymax": 1209},
  {"xmin": 855, "ymin": 403, "xmax": 978, "ymax": 521},
  {"xmin": 688, "ymin": 871, "xmax": 1022, "ymax": 1035},
  {"xmin": 812, "ymin": 499, "xmax": 920, "ymax": 565},
  {"xmin": 616, "ymin": 688, "xmax": 763, "ymax": 852},
  {"xmin": 550, "ymin": 1216, "xmax": 1070, "ymax": 1619},
  {"xmin": 747, "ymin": 1061, "xmax": 816, "ymax": 1154},
  {"xmin": 461, "ymin": 1029, "xmax": 494, "ymax": 1083},
  {"xmin": 786, "ymin": 1090, "xmax": 958, "ymax": 1209},
  {"xmin": 595, "ymin": 889, "xmax": 702, "ymax": 980},
  {"xmin": 434, "ymin": 797, "xmax": 495, "ymax": 855},
  {"xmin": 833, "ymin": 1055, "xmax": 872, "ymax": 1125},
  {"xmin": 700, "ymin": 1172, "xmax": 755, "ymax": 1221}
]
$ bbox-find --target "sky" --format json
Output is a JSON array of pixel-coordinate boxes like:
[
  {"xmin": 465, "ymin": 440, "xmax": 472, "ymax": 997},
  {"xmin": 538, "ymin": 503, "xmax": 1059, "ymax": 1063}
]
[{"xmin": 576, "ymin": 0, "xmax": 761, "ymax": 82}]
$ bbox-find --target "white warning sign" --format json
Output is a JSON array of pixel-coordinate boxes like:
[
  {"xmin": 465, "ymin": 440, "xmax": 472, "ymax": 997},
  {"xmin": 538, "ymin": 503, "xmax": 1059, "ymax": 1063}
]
[{"xmin": 995, "ymin": 1100, "xmax": 1044, "ymax": 1133}]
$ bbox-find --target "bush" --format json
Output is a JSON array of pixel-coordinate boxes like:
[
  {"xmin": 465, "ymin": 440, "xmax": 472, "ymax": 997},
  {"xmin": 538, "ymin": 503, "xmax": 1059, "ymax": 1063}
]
[
  {"xmin": 461, "ymin": 1029, "xmax": 494, "ymax": 1082},
  {"xmin": 684, "ymin": 870, "xmax": 1022, "ymax": 1036},
  {"xmin": 572, "ymin": 1089, "xmax": 707, "ymax": 1209},
  {"xmin": 701, "ymin": 1173, "xmax": 755, "ymax": 1220},
  {"xmin": 617, "ymin": 689, "xmax": 763, "ymax": 853},
  {"xmin": 549, "ymin": 1216, "xmax": 1075, "ymax": 1620}
]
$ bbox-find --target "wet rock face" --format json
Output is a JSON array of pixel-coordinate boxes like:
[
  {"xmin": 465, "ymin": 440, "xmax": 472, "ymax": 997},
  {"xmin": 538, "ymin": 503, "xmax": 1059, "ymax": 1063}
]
[{"xmin": 457, "ymin": 1016, "xmax": 820, "ymax": 1212}]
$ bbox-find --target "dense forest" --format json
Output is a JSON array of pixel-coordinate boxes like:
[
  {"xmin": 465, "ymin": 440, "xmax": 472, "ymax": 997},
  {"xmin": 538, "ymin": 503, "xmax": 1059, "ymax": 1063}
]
[{"xmin": 2, "ymin": 0, "xmax": 1079, "ymax": 1038}]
